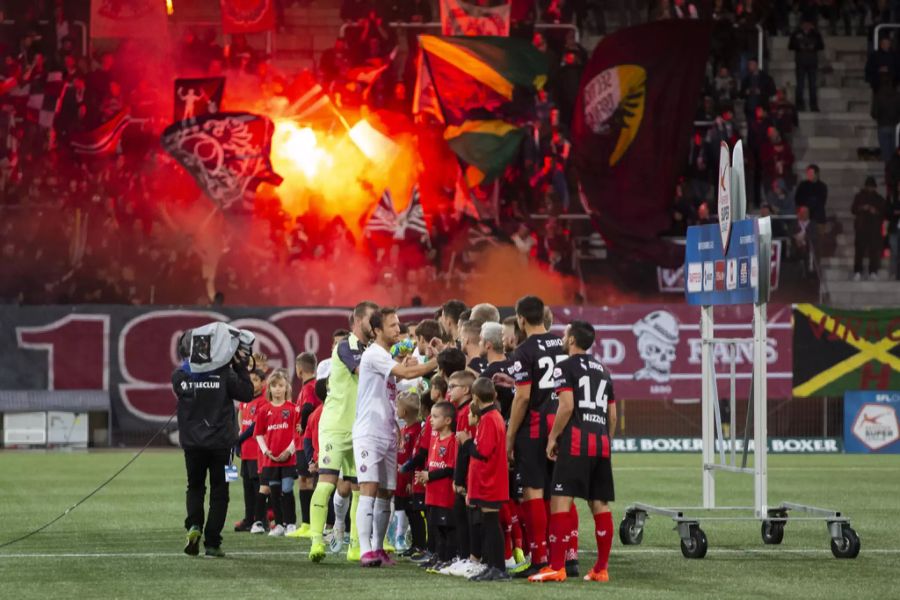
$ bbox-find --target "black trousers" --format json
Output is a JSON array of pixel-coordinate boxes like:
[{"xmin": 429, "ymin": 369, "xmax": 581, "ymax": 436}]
[
  {"xmin": 240, "ymin": 459, "xmax": 259, "ymax": 524},
  {"xmin": 184, "ymin": 447, "xmax": 230, "ymax": 548}
]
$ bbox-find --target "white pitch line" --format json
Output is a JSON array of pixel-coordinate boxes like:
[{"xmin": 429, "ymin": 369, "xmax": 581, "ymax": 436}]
[{"xmin": 1, "ymin": 548, "xmax": 898, "ymax": 559}]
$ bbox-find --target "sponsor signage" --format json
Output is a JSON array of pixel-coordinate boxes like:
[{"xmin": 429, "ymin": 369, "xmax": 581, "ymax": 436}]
[
  {"xmin": 552, "ymin": 304, "xmax": 793, "ymax": 399},
  {"xmin": 610, "ymin": 437, "xmax": 842, "ymax": 454},
  {"xmin": 658, "ymin": 239, "xmax": 781, "ymax": 294},
  {"xmin": 843, "ymin": 390, "xmax": 900, "ymax": 454},
  {"xmin": 684, "ymin": 217, "xmax": 769, "ymax": 305}
]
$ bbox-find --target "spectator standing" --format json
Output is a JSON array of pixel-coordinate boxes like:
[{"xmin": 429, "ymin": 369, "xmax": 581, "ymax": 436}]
[
  {"xmin": 769, "ymin": 89, "xmax": 799, "ymax": 141},
  {"xmin": 888, "ymin": 184, "xmax": 900, "ymax": 280},
  {"xmin": 713, "ymin": 67, "xmax": 737, "ymax": 112},
  {"xmin": 791, "ymin": 205, "xmax": 816, "ymax": 278},
  {"xmin": 795, "ymin": 164, "xmax": 828, "ymax": 225},
  {"xmin": 747, "ymin": 106, "xmax": 775, "ymax": 207},
  {"xmin": 851, "ymin": 176, "xmax": 888, "ymax": 280},
  {"xmin": 871, "ymin": 73, "xmax": 900, "ymax": 163},
  {"xmin": 760, "ymin": 126, "xmax": 795, "ymax": 202},
  {"xmin": 865, "ymin": 35, "xmax": 900, "ymax": 93},
  {"xmin": 740, "ymin": 58, "xmax": 776, "ymax": 122},
  {"xmin": 788, "ymin": 17, "xmax": 824, "ymax": 112}
]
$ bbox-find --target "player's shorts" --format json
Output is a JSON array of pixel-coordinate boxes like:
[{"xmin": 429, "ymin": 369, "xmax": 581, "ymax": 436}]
[
  {"xmin": 296, "ymin": 457, "xmax": 311, "ymax": 478},
  {"xmin": 395, "ymin": 492, "xmax": 425, "ymax": 512},
  {"xmin": 353, "ymin": 436, "xmax": 398, "ymax": 490},
  {"xmin": 510, "ymin": 469, "xmax": 523, "ymax": 500},
  {"xmin": 318, "ymin": 430, "xmax": 356, "ymax": 480},
  {"xmin": 550, "ymin": 455, "xmax": 615, "ymax": 502},
  {"xmin": 427, "ymin": 506, "xmax": 453, "ymax": 527},
  {"xmin": 469, "ymin": 498, "xmax": 503, "ymax": 510},
  {"xmin": 240, "ymin": 459, "xmax": 258, "ymax": 480},
  {"xmin": 261, "ymin": 465, "xmax": 298, "ymax": 484},
  {"xmin": 514, "ymin": 433, "xmax": 552, "ymax": 490}
]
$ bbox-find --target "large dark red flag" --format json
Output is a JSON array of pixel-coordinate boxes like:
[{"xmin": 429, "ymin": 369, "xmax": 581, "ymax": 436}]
[
  {"xmin": 220, "ymin": 0, "xmax": 275, "ymax": 34},
  {"xmin": 573, "ymin": 20, "xmax": 712, "ymax": 267}
]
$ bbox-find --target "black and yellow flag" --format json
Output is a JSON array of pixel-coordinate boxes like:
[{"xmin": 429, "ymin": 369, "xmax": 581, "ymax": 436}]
[{"xmin": 793, "ymin": 305, "xmax": 900, "ymax": 397}]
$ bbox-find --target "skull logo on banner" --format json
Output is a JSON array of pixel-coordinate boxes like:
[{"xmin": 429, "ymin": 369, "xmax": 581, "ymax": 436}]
[{"xmin": 632, "ymin": 310, "xmax": 680, "ymax": 382}]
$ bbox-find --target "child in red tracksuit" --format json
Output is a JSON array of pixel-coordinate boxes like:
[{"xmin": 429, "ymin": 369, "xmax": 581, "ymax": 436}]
[
  {"xmin": 460, "ymin": 377, "xmax": 510, "ymax": 581},
  {"xmin": 396, "ymin": 391, "xmax": 426, "ymax": 554},
  {"xmin": 415, "ymin": 401, "xmax": 457, "ymax": 567}
]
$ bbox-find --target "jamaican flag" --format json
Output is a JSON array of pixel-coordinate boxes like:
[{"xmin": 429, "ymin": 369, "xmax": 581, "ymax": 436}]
[
  {"xmin": 415, "ymin": 35, "xmax": 547, "ymax": 185},
  {"xmin": 793, "ymin": 305, "xmax": 900, "ymax": 397}
]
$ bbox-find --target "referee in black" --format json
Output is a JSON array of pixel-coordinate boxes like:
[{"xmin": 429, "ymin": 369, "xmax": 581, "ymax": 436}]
[{"xmin": 173, "ymin": 325, "xmax": 254, "ymax": 558}]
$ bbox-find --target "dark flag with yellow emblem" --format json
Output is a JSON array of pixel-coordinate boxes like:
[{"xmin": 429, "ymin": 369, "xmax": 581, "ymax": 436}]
[{"xmin": 573, "ymin": 20, "xmax": 712, "ymax": 266}]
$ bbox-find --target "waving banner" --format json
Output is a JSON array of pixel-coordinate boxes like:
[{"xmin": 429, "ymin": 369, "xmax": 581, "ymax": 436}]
[
  {"xmin": 573, "ymin": 20, "xmax": 712, "ymax": 266},
  {"xmin": 173, "ymin": 77, "xmax": 225, "ymax": 122},
  {"xmin": 90, "ymin": 0, "xmax": 167, "ymax": 38},
  {"xmin": 161, "ymin": 112, "xmax": 282, "ymax": 209},
  {"xmin": 441, "ymin": 0, "xmax": 510, "ymax": 36},
  {"xmin": 220, "ymin": 0, "xmax": 276, "ymax": 34}
]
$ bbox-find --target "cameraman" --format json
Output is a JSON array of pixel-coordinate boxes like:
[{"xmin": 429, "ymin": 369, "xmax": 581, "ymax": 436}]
[{"xmin": 173, "ymin": 323, "xmax": 255, "ymax": 558}]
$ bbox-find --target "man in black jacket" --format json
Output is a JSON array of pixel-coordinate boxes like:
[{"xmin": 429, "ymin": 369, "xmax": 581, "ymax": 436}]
[
  {"xmin": 173, "ymin": 324, "xmax": 255, "ymax": 558},
  {"xmin": 789, "ymin": 18, "xmax": 824, "ymax": 112}
]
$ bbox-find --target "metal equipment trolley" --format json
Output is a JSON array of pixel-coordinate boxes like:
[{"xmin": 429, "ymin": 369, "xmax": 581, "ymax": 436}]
[{"xmin": 619, "ymin": 142, "xmax": 859, "ymax": 560}]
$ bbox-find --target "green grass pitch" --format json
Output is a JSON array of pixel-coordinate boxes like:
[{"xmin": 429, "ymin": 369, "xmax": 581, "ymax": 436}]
[{"xmin": 0, "ymin": 451, "xmax": 897, "ymax": 599}]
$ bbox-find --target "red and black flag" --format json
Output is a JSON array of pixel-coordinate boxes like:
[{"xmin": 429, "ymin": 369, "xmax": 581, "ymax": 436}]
[
  {"xmin": 220, "ymin": 0, "xmax": 276, "ymax": 34},
  {"xmin": 161, "ymin": 112, "xmax": 283, "ymax": 209},
  {"xmin": 173, "ymin": 77, "xmax": 225, "ymax": 122},
  {"xmin": 71, "ymin": 110, "xmax": 132, "ymax": 155},
  {"xmin": 573, "ymin": 20, "xmax": 712, "ymax": 266}
]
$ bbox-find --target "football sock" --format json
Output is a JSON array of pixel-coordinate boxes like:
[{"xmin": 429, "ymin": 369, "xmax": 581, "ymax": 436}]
[
  {"xmin": 453, "ymin": 494, "xmax": 470, "ymax": 558},
  {"xmin": 282, "ymin": 491, "xmax": 297, "ymax": 526},
  {"xmin": 326, "ymin": 489, "xmax": 336, "ymax": 527},
  {"xmin": 298, "ymin": 488, "xmax": 313, "ymax": 525},
  {"xmin": 373, "ymin": 497, "xmax": 392, "ymax": 551},
  {"xmin": 356, "ymin": 494, "xmax": 376, "ymax": 555},
  {"xmin": 514, "ymin": 501, "xmax": 528, "ymax": 552},
  {"xmin": 567, "ymin": 503, "xmax": 579, "ymax": 562},
  {"xmin": 548, "ymin": 511, "xmax": 569, "ymax": 571},
  {"xmin": 270, "ymin": 486, "xmax": 283, "ymax": 526},
  {"xmin": 482, "ymin": 511, "xmax": 505, "ymax": 570},
  {"xmin": 524, "ymin": 498, "xmax": 548, "ymax": 565},
  {"xmin": 395, "ymin": 508, "xmax": 409, "ymax": 542},
  {"xmin": 308, "ymin": 481, "xmax": 335, "ymax": 544},
  {"xmin": 333, "ymin": 490, "xmax": 349, "ymax": 528},
  {"xmin": 593, "ymin": 511, "xmax": 613, "ymax": 572},
  {"xmin": 254, "ymin": 492, "xmax": 267, "ymax": 524},
  {"xmin": 499, "ymin": 502, "xmax": 513, "ymax": 559},
  {"xmin": 467, "ymin": 506, "xmax": 483, "ymax": 560},
  {"xmin": 349, "ymin": 490, "xmax": 361, "ymax": 544},
  {"xmin": 406, "ymin": 508, "xmax": 426, "ymax": 549}
]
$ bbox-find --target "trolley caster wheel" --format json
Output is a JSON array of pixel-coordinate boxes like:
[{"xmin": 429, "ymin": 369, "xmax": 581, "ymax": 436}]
[
  {"xmin": 761, "ymin": 520, "xmax": 785, "ymax": 545},
  {"xmin": 830, "ymin": 525, "xmax": 860, "ymax": 559},
  {"xmin": 680, "ymin": 526, "xmax": 708, "ymax": 559},
  {"xmin": 619, "ymin": 514, "xmax": 644, "ymax": 545}
]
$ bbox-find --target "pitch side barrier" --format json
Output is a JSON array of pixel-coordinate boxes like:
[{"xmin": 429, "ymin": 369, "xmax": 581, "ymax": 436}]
[{"xmin": 619, "ymin": 141, "xmax": 860, "ymax": 560}]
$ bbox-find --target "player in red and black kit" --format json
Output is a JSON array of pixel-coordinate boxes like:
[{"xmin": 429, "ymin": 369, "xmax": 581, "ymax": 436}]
[
  {"xmin": 415, "ymin": 401, "xmax": 458, "ymax": 568},
  {"xmin": 291, "ymin": 352, "xmax": 320, "ymax": 537},
  {"xmin": 506, "ymin": 295, "xmax": 567, "ymax": 577},
  {"xmin": 529, "ymin": 320, "xmax": 617, "ymax": 583},
  {"xmin": 235, "ymin": 369, "xmax": 267, "ymax": 532},
  {"xmin": 461, "ymin": 378, "xmax": 511, "ymax": 581}
]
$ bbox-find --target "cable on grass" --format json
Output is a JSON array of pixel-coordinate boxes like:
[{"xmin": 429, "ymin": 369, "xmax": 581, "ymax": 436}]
[{"xmin": 0, "ymin": 411, "xmax": 177, "ymax": 550}]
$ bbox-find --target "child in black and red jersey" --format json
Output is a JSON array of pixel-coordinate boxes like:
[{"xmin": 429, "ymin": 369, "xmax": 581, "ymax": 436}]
[
  {"xmin": 396, "ymin": 391, "xmax": 427, "ymax": 555},
  {"xmin": 460, "ymin": 378, "xmax": 511, "ymax": 581},
  {"xmin": 415, "ymin": 401, "xmax": 457, "ymax": 570},
  {"xmin": 442, "ymin": 369, "xmax": 484, "ymax": 578},
  {"xmin": 254, "ymin": 368, "xmax": 299, "ymax": 537},
  {"xmin": 235, "ymin": 369, "xmax": 266, "ymax": 533},
  {"xmin": 289, "ymin": 351, "xmax": 319, "ymax": 538}
]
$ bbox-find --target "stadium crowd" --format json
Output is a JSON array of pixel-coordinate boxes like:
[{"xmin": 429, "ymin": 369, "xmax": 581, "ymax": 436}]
[
  {"xmin": 3, "ymin": 1, "xmax": 900, "ymax": 306},
  {"xmin": 178, "ymin": 294, "xmax": 618, "ymax": 584}
]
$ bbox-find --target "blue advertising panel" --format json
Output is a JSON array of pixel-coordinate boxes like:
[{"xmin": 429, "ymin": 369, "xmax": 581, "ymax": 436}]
[
  {"xmin": 843, "ymin": 391, "xmax": 900, "ymax": 454},
  {"xmin": 685, "ymin": 218, "xmax": 760, "ymax": 306}
]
